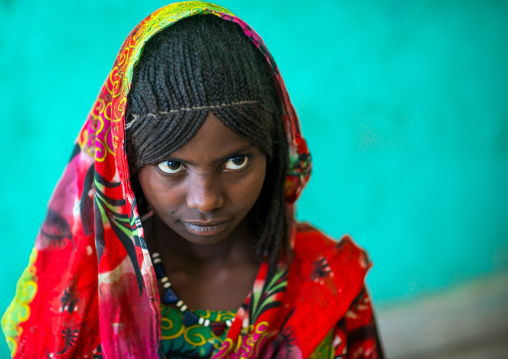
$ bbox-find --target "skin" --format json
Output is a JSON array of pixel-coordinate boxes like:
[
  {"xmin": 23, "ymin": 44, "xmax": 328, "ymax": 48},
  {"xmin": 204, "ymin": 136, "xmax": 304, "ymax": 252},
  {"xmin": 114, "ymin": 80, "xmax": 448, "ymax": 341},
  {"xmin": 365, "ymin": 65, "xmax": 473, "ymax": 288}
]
[{"xmin": 139, "ymin": 111, "xmax": 266, "ymax": 310}]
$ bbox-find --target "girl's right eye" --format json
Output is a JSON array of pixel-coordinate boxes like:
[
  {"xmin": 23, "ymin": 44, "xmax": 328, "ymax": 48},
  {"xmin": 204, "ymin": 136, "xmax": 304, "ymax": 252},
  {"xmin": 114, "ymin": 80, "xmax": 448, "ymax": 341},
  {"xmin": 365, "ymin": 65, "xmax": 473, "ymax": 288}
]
[{"xmin": 156, "ymin": 161, "xmax": 185, "ymax": 174}]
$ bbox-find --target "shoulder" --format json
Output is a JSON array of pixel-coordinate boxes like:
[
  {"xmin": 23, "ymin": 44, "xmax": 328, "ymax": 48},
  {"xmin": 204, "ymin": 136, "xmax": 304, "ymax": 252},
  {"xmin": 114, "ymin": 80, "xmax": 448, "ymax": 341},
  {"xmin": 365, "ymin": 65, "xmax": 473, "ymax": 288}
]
[
  {"xmin": 277, "ymin": 222, "xmax": 374, "ymax": 357},
  {"xmin": 292, "ymin": 222, "xmax": 372, "ymax": 275},
  {"xmin": 285, "ymin": 221, "xmax": 372, "ymax": 310}
]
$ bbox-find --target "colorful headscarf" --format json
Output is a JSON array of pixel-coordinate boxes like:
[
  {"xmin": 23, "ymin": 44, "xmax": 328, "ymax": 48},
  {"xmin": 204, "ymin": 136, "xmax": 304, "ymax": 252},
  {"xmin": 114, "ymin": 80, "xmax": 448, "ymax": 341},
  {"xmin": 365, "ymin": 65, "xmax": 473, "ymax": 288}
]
[{"xmin": 2, "ymin": 2, "xmax": 373, "ymax": 358}]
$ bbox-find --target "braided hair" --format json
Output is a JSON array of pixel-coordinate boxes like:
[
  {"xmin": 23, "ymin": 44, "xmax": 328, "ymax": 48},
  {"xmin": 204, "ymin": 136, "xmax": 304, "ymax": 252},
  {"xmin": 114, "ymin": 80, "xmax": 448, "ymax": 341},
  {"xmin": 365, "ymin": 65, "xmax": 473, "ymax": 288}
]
[{"xmin": 125, "ymin": 14, "xmax": 290, "ymax": 270}]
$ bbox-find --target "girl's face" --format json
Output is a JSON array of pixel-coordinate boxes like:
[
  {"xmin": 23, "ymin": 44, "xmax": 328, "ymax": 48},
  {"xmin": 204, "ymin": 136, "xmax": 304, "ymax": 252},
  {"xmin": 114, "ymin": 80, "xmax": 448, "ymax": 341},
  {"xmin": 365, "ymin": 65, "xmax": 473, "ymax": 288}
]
[{"xmin": 138, "ymin": 111, "xmax": 267, "ymax": 246}]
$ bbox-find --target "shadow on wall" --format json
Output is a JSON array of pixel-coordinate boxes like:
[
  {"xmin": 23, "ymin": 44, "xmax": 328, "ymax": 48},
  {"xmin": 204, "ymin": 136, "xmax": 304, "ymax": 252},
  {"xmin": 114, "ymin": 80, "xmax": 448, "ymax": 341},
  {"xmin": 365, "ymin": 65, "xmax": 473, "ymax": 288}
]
[{"xmin": 378, "ymin": 271, "xmax": 508, "ymax": 359}]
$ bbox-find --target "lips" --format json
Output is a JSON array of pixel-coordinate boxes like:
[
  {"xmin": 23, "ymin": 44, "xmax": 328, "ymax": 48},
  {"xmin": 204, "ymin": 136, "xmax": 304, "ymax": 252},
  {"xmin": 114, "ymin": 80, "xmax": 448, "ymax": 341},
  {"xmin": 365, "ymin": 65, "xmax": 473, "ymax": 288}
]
[{"xmin": 181, "ymin": 220, "xmax": 230, "ymax": 236}]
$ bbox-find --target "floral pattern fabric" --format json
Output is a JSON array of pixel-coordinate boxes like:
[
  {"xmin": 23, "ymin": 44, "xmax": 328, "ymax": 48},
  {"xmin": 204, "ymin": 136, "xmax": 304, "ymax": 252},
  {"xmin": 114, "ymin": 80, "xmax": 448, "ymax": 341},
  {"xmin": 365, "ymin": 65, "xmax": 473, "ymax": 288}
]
[
  {"xmin": 1, "ymin": 2, "xmax": 382, "ymax": 358},
  {"xmin": 160, "ymin": 306, "xmax": 235, "ymax": 357}
]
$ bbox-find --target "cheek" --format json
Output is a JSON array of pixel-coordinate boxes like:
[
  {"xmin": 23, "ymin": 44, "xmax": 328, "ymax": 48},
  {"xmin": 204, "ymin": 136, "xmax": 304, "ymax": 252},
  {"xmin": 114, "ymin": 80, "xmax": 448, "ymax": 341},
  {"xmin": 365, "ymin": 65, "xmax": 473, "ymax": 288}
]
[
  {"xmin": 242, "ymin": 159, "xmax": 267, "ymax": 206},
  {"xmin": 254, "ymin": 166, "xmax": 267, "ymax": 195},
  {"xmin": 138, "ymin": 169, "xmax": 180, "ymax": 212}
]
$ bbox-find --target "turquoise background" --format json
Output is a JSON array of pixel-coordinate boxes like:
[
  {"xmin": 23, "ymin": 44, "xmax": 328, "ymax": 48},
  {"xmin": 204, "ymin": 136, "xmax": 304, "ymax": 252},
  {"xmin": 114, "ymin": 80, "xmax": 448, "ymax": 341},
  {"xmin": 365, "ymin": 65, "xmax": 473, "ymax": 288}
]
[{"xmin": 1, "ymin": 0, "xmax": 507, "ymax": 356}]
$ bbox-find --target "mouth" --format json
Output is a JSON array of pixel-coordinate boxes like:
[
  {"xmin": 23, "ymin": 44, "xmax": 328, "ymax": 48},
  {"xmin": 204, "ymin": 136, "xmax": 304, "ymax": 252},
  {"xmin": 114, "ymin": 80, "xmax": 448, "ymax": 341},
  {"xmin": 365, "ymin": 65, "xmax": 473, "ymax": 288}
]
[{"xmin": 181, "ymin": 220, "xmax": 230, "ymax": 236}]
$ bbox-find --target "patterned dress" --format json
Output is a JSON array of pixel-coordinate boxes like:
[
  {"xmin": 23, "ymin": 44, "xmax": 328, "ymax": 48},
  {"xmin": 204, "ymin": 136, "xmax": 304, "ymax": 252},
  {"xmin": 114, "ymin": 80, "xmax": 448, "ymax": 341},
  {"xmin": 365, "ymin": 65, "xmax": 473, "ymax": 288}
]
[{"xmin": 160, "ymin": 306, "xmax": 235, "ymax": 357}]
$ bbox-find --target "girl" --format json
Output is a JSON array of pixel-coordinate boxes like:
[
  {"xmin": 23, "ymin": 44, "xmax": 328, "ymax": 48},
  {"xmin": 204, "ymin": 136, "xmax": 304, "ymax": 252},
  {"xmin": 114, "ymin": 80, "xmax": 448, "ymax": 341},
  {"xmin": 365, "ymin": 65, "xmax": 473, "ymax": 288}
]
[{"xmin": 2, "ymin": 2, "xmax": 383, "ymax": 358}]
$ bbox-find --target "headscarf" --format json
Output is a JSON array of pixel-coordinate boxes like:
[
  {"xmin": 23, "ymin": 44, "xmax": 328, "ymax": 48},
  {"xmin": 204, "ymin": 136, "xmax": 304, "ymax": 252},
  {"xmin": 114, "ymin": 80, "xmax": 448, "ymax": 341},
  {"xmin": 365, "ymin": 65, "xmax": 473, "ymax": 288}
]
[{"xmin": 2, "ymin": 2, "xmax": 371, "ymax": 358}]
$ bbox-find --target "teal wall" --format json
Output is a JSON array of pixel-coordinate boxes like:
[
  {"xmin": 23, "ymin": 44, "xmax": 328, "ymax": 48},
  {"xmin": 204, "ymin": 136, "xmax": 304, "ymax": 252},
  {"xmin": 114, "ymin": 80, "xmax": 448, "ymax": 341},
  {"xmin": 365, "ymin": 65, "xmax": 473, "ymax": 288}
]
[{"xmin": 1, "ymin": 0, "xmax": 507, "ymax": 355}]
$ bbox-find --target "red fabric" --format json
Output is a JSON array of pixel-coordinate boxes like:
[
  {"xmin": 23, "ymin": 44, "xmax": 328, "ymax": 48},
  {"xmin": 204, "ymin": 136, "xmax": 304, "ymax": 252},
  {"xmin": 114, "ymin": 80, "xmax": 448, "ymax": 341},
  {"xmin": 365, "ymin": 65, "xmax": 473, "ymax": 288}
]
[{"xmin": 211, "ymin": 224, "xmax": 380, "ymax": 358}]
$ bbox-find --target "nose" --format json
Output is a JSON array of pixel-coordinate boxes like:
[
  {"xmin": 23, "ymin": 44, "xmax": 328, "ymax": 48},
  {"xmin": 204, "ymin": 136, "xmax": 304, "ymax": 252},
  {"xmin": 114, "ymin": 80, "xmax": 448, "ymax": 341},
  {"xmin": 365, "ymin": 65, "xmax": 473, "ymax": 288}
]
[{"xmin": 186, "ymin": 174, "xmax": 224, "ymax": 213}]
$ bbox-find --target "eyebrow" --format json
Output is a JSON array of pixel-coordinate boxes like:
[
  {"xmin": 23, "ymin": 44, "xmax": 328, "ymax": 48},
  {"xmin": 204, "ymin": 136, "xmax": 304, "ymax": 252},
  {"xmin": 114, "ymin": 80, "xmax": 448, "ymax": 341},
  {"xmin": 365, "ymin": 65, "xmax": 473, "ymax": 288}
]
[
  {"xmin": 162, "ymin": 145, "xmax": 257, "ymax": 166},
  {"xmin": 217, "ymin": 145, "xmax": 256, "ymax": 162}
]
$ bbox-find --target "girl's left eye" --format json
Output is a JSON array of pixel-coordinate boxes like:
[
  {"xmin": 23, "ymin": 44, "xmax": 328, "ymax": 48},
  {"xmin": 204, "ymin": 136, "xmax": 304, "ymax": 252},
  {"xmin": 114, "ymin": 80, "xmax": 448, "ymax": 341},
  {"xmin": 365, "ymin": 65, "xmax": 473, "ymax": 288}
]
[
  {"xmin": 224, "ymin": 156, "xmax": 249, "ymax": 171},
  {"xmin": 156, "ymin": 161, "xmax": 185, "ymax": 174}
]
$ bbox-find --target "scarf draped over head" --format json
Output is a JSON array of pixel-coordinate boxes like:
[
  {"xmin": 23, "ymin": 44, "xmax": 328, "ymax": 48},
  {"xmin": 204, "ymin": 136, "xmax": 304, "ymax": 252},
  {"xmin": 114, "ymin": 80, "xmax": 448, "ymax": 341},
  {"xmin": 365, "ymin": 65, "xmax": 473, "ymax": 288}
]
[
  {"xmin": 2, "ymin": 2, "xmax": 372, "ymax": 358},
  {"xmin": 1, "ymin": 2, "xmax": 311, "ymax": 358}
]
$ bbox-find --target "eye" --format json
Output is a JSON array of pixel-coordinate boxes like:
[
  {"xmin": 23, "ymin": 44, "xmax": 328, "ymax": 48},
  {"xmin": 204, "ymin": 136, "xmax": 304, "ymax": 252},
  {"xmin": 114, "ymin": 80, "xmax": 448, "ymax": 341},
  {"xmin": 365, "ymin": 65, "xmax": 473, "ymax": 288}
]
[
  {"xmin": 156, "ymin": 161, "xmax": 185, "ymax": 174},
  {"xmin": 224, "ymin": 156, "xmax": 249, "ymax": 171}
]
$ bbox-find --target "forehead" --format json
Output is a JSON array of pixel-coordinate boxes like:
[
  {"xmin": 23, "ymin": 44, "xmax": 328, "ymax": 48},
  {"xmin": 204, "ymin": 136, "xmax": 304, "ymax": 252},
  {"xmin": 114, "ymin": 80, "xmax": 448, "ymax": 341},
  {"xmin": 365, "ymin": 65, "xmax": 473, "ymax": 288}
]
[{"xmin": 164, "ymin": 112, "xmax": 256, "ymax": 162}]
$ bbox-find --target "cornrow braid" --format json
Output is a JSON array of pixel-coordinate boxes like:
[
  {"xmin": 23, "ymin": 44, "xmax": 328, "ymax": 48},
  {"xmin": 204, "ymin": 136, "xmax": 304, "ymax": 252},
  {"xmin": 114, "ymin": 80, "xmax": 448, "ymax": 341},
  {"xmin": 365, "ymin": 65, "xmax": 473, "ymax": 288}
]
[{"xmin": 125, "ymin": 14, "xmax": 290, "ymax": 271}]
